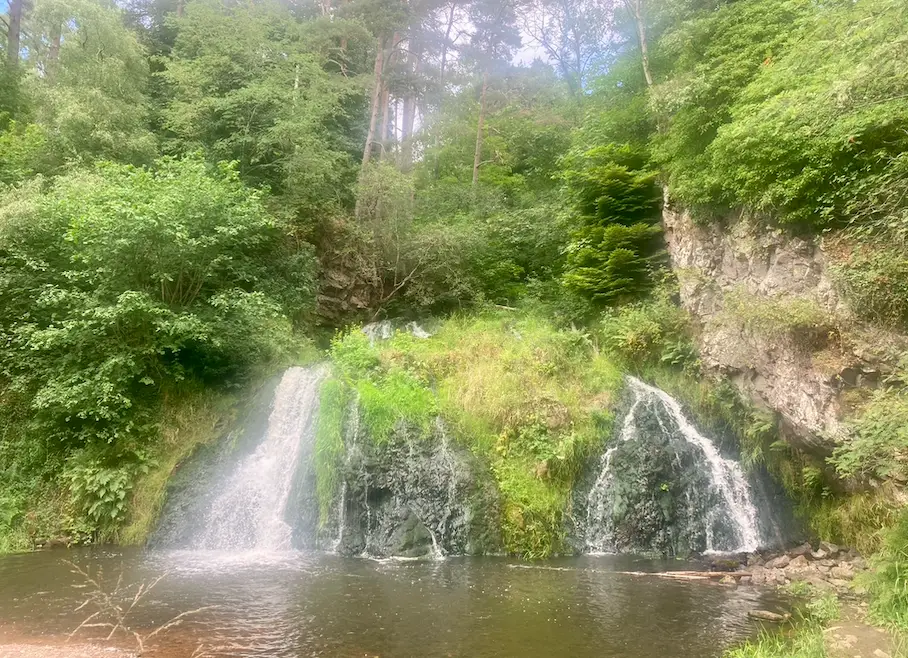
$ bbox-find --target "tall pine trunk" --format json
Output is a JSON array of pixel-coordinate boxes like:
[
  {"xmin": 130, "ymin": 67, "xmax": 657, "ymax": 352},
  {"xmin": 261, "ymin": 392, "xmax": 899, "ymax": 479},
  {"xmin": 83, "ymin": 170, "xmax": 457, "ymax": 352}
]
[
  {"xmin": 7, "ymin": 0, "xmax": 23, "ymax": 67},
  {"xmin": 433, "ymin": 2, "xmax": 458, "ymax": 179},
  {"xmin": 400, "ymin": 40, "xmax": 420, "ymax": 171},
  {"xmin": 471, "ymin": 71, "xmax": 489, "ymax": 189},
  {"xmin": 626, "ymin": 0, "xmax": 652, "ymax": 87},
  {"xmin": 361, "ymin": 39, "xmax": 386, "ymax": 169}
]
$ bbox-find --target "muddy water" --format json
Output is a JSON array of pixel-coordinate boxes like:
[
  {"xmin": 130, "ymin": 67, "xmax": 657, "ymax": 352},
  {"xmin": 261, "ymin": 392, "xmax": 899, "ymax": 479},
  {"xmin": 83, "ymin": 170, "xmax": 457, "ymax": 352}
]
[{"xmin": 0, "ymin": 549, "xmax": 786, "ymax": 657}]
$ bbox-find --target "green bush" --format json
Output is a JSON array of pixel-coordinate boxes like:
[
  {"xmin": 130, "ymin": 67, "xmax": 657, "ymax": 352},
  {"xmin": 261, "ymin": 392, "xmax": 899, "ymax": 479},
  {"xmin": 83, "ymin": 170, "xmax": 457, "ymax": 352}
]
[
  {"xmin": 0, "ymin": 155, "xmax": 315, "ymax": 541},
  {"xmin": 832, "ymin": 360, "xmax": 908, "ymax": 483},
  {"xmin": 866, "ymin": 509, "xmax": 908, "ymax": 632},
  {"xmin": 599, "ymin": 286, "xmax": 694, "ymax": 367},
  {"xmin": 63, "ymin": 452, "xmax": 152, "ymax": 540}
]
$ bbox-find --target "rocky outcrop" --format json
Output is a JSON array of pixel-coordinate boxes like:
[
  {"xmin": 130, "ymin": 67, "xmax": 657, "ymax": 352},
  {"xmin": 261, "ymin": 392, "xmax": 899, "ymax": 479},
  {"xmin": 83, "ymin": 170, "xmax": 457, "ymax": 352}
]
[
  {"xmin": 736, "ymin": 541, "xmax": 868, "ymax": 595},
  {"xmin": 662, "ymin": 200, "xmax": 906, "ymax": 453},
  {"xmin": 320, "ymin": 412, "xmax": 502, "ymax": 558}
]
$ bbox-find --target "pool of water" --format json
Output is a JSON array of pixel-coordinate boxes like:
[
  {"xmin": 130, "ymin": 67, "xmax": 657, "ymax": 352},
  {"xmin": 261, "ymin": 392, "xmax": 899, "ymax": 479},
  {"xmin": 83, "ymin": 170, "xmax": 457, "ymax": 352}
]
[{"xmin": 0, "ymin": 549, "xmax": 785, "ymax": 657}]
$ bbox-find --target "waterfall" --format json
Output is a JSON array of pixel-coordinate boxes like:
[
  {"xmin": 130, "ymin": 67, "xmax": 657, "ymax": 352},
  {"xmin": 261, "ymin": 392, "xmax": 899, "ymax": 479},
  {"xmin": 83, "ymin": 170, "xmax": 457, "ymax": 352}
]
[
  {"xmin": 191, "ymin": 366, "xmax": 325, "ymax": 551},
  {"xmin": 584, "ymin": 377, "xmax": 762, "ymax": 555}
]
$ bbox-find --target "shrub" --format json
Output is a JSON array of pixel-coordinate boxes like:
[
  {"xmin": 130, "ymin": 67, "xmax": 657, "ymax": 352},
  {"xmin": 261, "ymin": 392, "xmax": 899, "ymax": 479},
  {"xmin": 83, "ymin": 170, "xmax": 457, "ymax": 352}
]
[
  {"xmin": 866, "ymin": 508, "xmax": 908, "ymax": 632},
  {"xmin": 562, "ymin": 156, "xmax": 664, "ymax": 304},
  {"xmin": 599, "ymin": 285, "xmax": 694, "ymax": 367},
  {"xmin": 832, "ymin": 359, "xmax": 908, "ymax": 483}
]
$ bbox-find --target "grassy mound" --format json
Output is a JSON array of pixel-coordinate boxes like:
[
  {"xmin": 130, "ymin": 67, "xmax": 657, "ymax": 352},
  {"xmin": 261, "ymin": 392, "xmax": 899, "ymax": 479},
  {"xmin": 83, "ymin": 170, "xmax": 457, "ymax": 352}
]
[{"xmin": 323, "ymin": 312, "xmax": 623, "ymax": 558}]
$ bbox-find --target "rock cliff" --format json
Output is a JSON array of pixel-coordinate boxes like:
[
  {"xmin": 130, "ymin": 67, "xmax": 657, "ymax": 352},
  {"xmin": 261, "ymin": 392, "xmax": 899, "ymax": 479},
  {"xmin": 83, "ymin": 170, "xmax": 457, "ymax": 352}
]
[{"xmin": 662, "ymin": 198, "xmax": 906, "ymax": 455}]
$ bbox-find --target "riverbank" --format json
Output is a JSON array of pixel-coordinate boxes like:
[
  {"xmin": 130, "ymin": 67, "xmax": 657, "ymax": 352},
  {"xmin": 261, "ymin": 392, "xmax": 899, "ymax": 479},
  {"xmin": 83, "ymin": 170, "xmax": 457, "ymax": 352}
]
[{"xmin": 0, "ymin": 643, "xmax": 135, "ymax": 658}]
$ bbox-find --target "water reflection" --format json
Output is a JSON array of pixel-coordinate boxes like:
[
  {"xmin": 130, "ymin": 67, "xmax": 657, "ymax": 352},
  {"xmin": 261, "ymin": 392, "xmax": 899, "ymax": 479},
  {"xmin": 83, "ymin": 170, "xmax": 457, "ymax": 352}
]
[{"xmin": 0, "ymin": 549, "xmax": 784, "ymax": 657}]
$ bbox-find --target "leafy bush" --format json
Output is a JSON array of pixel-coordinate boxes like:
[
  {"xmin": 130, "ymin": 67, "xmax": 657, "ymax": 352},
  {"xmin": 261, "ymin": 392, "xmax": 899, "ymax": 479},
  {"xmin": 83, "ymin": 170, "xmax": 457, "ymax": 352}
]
[
  {"xmin": 0, "ymin": 155, "xmax": 315, "ymax": 539},
  {"xmin": 599, "ymin": 286, "xmax": 693, "ymax": 367},
  {"xmin": 866, "ymin": 508, "xmax": 908, "ymax": 632},
  {"xmin": 653, "ymin": 0, "xmax": 908, "ymax": 231},
  {"xmin": 64, "ymin": 453, "xmax": 151, "ymax": 540},
  {"xmin": 562, "ymin": 152, "xmax": 664, "ymax": 304},
  {"xmin": 832, "ymin": 359, "xmax": 908, "ymax": 483}
]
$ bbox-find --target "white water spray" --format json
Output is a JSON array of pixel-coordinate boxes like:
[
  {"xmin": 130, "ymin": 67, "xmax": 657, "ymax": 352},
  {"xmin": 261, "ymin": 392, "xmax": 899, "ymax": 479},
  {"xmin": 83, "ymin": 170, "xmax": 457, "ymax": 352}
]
[
  {"xmin": 585, "ymin": 377, "xmax": 762, "ymax": 554},
  {"xmin": 192, "ymin": 366, "xmax": 325, "ymax": 551}
]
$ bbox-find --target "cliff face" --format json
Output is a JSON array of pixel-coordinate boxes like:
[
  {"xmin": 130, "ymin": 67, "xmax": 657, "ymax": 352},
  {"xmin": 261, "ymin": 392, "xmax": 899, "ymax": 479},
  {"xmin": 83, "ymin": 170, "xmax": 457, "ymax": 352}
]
[{"xmin": 662, "ymin": 200, "xmax": 905, "ymax": 455}]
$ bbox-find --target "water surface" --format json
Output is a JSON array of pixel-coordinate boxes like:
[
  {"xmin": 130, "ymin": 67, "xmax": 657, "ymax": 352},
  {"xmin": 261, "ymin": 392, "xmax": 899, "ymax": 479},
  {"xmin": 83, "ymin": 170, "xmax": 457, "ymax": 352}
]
[{"xmin": 0, "ymin": 549, "xmax": 784, "ymax": 657}]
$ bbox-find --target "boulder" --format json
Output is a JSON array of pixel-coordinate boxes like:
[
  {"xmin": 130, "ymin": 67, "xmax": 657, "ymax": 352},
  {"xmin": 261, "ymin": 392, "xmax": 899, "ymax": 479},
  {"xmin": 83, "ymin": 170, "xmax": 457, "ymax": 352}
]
[
  {"xmin": 831, "ymin": 565, "xmax": 854, "ymax": 580},
  {"xmin": 789, "ymin": 555, "xmax": 809, "ymax": 568},
  {"xmin": 790, "ymin": 542, "xmax": 813, "ymax": 557},
  {"xmin": 809, "ymin": 549, "xmax": 828, "ymax": 560},
  {"xmin": 820, "ymin": 541, "xmax": 840, "ymax": 555},
  {"xmin": 766, "ymin": 555, "xmax": 791, "ymax": 569}
]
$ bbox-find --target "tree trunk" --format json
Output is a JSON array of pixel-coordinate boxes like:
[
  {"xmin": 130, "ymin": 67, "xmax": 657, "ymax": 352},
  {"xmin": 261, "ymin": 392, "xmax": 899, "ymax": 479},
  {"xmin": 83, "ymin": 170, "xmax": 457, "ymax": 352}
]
[
  {"xmin": 7, "ymin": 0, "xmax": 23, "ymax": 67},
  {"xmin": 46, "ymin": 22, "xmax": 62, "ymax": 80},
  {"xmin": 471, "ymin": 70, "xmax": 489, "ymax": 190},
  {"xmin": 433, "ymin": 2, "xmax": 458, "ymax": 179},
  {"xmin": 626, "ymin": 0, "xmax": 653, "ymax": 87},
  {"xmin": 378, "ymin": 31, "xmax": 401, "ymax": 160},
  {"xmin": 361, "ymin": 39, "xmax": 386, "ymax": 169},
  {"xmin": 400, "ymin": 39, "xmax": 420, "ymax": 171},
  {"xmin": 176, "ymin": 0, "xmax": 185, "ymax": 17},
  {"xmin": 379, "ymin": 80, "xmax": 391, "ymax": 159}
]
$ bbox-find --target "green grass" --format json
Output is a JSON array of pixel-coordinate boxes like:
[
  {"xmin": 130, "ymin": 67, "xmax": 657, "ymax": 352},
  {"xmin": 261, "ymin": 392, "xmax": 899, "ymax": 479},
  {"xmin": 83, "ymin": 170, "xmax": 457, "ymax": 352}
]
[
  {"xmin": 327, "ymin": 310, "xmax": 624, "ymax": 559},
  {"xmin": 865, "ymin": 509, "xmax": 908, "ymax": 633},
  {"xmin": 314, "ymin": 378, "xmax": 349, "ymax": 527},
  {"xmin": 119, "ymin": 386, "xmax": 238, "ymax": 545},
  {"xmin": 725, "ymin": 590, "xmax": 839, "ymax": 658}
]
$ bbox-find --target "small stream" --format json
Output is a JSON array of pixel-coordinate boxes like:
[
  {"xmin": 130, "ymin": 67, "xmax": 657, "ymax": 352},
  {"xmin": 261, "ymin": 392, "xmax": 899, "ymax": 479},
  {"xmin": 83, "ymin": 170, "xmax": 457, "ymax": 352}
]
[{"xmin": 0, "ymin": 548, "xmax": 786, "ymax": 657}]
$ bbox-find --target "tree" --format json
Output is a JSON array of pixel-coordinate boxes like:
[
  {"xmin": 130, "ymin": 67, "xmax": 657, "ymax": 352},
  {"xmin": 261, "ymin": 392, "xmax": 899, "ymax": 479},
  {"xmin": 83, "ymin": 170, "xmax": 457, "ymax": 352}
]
[
  {"xmin": 518, "ymin": 0, "xmax": 617, "ymax": 98},
  {"xmin": 161, "ymin": 0, "xmax": 370, "ymax": 219},
  {"xmin": 467, "ymin": 0, "xmax": 521, "ymax": 188},
  {"xmin": 5, "ymin": 0, "xmax": 23, "ymax": 66},
  {"xmin": 562, "ymin": 148, "xmax": 663, "ymax": 303}
]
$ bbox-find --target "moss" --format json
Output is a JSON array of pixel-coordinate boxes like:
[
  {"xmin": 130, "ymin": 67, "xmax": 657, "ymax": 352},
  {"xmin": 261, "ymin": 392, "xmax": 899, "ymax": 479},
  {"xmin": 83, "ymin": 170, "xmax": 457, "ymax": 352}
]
[
  {"xmin": 721, "ymin": 287, "xmax": 834, "ymax": 345},
  {"xmin": 119, "ymin": 386, "xmax": 238, "ymax": 545},
  {"xmin": 327, "ymin": 311, "xmax": 624, "ymax": 559},
  {"xmin": 314, "ymin": 378, "xmax": 348, "ymax": 527}
]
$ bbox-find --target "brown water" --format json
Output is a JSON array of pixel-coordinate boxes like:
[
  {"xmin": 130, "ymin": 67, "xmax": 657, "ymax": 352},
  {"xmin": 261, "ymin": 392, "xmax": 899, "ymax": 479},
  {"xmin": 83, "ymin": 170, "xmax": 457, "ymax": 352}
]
[{"xmin": 0, "ymin": 549, "xmax": 786, "ymax": 657}]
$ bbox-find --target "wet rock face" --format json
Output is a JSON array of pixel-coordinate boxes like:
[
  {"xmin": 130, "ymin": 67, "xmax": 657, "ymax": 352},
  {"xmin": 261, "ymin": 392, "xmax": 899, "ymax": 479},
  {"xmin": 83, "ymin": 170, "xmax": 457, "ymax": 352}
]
[
  {"xmin": 571, "ymin": 379, "xmax": 788, "ymax": 557},
  {"xmin": 323, "ymin": 415, "xmax": 502, "ymax": 558},
  {"xmin": 574, "ymin": 403, "xmax": 733, "ymax": 556},
  {"xmin": 662, "ymin": 201, "xmax": 906, "ymax": 453}
]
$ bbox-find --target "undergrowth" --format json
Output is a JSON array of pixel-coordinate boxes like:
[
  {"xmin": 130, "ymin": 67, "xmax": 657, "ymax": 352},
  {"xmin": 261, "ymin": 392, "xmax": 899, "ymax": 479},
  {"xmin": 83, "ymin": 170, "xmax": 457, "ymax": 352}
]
[
  {"xmin": 724, "ymin": 589, "xmax": 839, "ymax": 658},
  {"xmin": 119, "ymin": 386, "xmax": 238, "ymax": 545},
  {"xmin": 327, "ymin": 311, "xmax": 623, "ymax": 559},
  {"xmin": 314, "ymin": 378, "xmax": 348, "ymax": 527},
  {"xmin": 865, "ymin": 508, "xmax": 908, "ymax": 634}
]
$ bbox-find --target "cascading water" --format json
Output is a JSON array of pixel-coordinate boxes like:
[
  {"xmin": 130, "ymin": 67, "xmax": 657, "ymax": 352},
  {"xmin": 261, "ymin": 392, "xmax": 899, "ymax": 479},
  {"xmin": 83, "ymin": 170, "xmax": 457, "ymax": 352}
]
[
  {"xmin": 191, "ymin": 366, "xmax": 325, "ymax": 551},
  {"xmin": 583, "ymin": 377, "xmax": 763, "ymax": 555}
]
